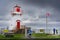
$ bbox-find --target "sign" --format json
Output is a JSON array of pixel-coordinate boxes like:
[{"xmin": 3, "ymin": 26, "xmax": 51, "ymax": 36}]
[{"xmin": 3, "ymin": 30, "xmax": 9, "ymax": 33}]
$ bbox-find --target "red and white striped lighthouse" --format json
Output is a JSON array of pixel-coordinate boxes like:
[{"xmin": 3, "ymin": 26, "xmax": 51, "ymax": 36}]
[{"xmin": 11, "ymin": 5, "xmax": 22, "ymax": 30}]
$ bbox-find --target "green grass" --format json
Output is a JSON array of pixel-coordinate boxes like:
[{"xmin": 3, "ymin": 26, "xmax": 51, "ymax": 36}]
[
  {"xmin": 32, "ymin": 33, "xmax": 47, "ymax": 37},
  {"xmin": 0, "ymin": 35, "xmax": 4, "ymax": 38},
  {"xmin": 0, "ymin": 34, "xmax": 25, "ymax": 39},
  {"xmin": 32, "ymin": 33, "xmax": 60, "ymax": 38},
  {"xmin": 0, "ymin": 33, "xmax": 60, "ymax": 39},
  {"xmin": 13, "ymin": 34, "xmax": 25, "ymax": 38}
]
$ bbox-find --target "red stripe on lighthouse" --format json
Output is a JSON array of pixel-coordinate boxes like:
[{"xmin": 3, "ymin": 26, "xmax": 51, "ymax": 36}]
[
  {"xmin": 16, "ymin": 7, "xmax": 20, "ymax": 12},
  {"xmin": 16, "ymin": 20, "xmax": 20, "ymax": 29}
]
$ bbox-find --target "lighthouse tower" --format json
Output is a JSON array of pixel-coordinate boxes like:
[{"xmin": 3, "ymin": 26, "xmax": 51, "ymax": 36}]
[{"xmin": 11, "ymin": 5, "xmax": 22, "ymax": 31}]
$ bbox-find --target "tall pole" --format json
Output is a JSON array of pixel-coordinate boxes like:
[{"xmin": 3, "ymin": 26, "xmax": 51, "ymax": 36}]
[
  {"xmin": 46, "ymin": 15, "xmax": 47, "ymax": 29},
  {"xmin": 46, "ymin": 14, "xmax": 48, "ymax": 33},
  {"xmin": 46, "ymin": 13, "xmax": 50, "ymax": 33}
]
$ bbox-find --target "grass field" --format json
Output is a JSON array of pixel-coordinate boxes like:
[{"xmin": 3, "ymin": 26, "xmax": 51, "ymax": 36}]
[
  {"xmin": 0, "ymin": 34, "xmax": 25, "ymax": 39},
  {"xmin": 32, "ymin": 33, "xmax": 60, "ymax": 38},
  {"xmin": 0, "ymin": 33, "xmax": 60, "ymax": 39}
]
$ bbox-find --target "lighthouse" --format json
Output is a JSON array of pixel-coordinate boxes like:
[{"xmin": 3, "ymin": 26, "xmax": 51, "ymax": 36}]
[{"xmin": 11, "ymin": 5, "xmax": 22, "ymax": 30}]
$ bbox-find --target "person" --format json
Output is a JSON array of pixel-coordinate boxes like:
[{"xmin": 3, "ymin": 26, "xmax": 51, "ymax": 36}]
[
  {"xmin": 53, "ymin": 28, "xmax": 55, "ymax": 35},
  {"xmin": 56, "ymin": 29, "xmax": 58, "ymax": 34}
]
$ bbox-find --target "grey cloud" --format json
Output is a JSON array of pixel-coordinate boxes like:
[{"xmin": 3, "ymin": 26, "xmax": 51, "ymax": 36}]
[
  {"xmin": 0, "ymin": 0, "xmax": 60, "ymax": 29},
  {"xmin": 21, "ymin": 0, "xmax": 60, "ymax": 9}
]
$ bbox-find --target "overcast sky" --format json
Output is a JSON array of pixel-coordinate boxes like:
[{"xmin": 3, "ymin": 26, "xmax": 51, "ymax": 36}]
[{"xmin": 0, "ymin": 0, "xmax": 60, "ymax": 30}]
